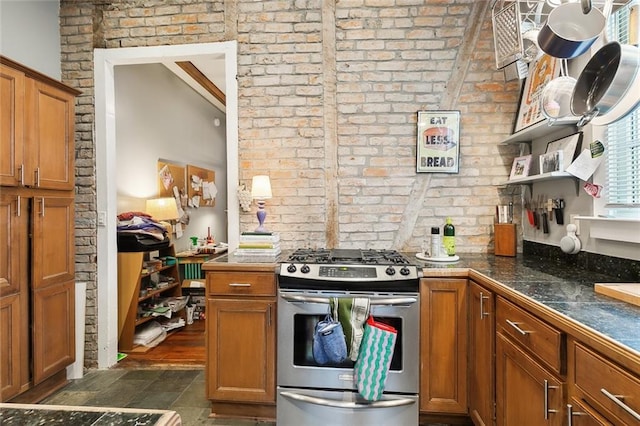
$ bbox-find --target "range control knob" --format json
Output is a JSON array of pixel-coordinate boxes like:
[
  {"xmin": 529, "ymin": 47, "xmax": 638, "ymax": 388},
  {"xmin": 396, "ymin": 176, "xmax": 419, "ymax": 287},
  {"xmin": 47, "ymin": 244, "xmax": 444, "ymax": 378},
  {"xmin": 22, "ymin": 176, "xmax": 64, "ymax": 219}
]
[
  {"xmin": 301, "ymin": 264, "xmax": 311, "ymax": 274},
  {"xmin": 287, "ymin": 264, "xmax": 297, "ymax": 273},
  {"xmin": 399, "ymin": 266, "xmax": 411, "ymax": 276},
  {"xmin": 385, "ymin": 266, "xmax": 396, "ymax": 276}
]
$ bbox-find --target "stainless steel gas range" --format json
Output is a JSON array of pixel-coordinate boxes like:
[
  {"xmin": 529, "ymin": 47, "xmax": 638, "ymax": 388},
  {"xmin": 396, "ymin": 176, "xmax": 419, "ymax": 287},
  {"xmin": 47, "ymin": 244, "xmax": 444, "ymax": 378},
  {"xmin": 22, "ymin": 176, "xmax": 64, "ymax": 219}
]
[{"xmin": 276, "ymin": 249, "xmax": 421, "ymax": 426}]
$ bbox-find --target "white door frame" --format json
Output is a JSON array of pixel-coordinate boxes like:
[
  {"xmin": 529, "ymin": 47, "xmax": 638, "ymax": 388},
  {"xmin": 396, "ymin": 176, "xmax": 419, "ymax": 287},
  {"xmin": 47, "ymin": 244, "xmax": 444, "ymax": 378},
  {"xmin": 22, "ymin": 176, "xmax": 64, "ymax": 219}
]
[{"xmin": 94, "ymin": 41, "xmax": 239, "ymax": 368}]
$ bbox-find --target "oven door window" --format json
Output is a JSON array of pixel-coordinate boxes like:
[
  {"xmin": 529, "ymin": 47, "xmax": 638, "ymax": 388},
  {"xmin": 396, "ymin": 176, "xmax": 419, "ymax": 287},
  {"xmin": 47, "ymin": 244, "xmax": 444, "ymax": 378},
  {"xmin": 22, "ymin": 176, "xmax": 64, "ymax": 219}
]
[{"xmin": 293, "ymin": 314, "xmax": 403, "ymax": 370}]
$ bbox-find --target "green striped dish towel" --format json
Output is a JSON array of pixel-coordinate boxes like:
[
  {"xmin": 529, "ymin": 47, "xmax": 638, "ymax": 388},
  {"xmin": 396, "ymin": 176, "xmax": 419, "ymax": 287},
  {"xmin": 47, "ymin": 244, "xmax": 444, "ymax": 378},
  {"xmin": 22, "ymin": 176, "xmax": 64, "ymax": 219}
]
[{"xmin": 354, "ymin": 316, "xmax": 397, "ymax": 401}]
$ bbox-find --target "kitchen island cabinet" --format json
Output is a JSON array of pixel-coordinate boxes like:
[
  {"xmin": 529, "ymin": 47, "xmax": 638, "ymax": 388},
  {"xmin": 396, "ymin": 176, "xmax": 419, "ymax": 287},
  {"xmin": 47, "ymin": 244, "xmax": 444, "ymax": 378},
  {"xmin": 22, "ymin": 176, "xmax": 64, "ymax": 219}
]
[{"xmin": 205, "ymin": 265, "xmax": 276, "ymax": 421}]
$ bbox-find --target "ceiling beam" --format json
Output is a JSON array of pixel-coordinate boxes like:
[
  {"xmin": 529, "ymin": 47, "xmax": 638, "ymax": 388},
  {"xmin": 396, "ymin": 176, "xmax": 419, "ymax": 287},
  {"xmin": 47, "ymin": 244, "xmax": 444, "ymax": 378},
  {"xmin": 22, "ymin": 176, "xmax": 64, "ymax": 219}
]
[{"xmin": 176, "ymin": 61, "xmax": 226, "ymax": 106}]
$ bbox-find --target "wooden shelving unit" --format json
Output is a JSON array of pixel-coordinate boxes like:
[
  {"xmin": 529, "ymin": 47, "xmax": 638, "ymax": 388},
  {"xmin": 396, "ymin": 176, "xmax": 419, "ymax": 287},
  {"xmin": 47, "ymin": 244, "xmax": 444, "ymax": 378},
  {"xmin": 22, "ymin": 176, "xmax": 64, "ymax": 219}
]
[{"xmin": 117, "ymin": 245, "xmax": 182, "ymax": 352}]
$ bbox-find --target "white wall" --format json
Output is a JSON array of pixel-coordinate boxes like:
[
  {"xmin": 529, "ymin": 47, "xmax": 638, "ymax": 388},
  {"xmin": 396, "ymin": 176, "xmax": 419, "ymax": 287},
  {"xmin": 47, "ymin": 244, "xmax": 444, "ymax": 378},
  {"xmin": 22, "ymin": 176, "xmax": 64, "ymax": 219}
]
[
  {"xmin": 115, "ymin": 63, "xmax": 227, "ymax": 252},
  {"xmin": 0, "ymin": 0, "xmax": 61, "ymax": 79}
]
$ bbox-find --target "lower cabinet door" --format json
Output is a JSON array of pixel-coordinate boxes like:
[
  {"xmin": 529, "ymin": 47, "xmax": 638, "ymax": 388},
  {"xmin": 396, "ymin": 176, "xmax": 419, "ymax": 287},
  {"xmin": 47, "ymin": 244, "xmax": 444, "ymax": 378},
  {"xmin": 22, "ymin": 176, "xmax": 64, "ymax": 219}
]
[
  {"xmin": 207, "ymin": 298, "xmax": 275, "ymax": 403},
  {"xmin": 1, "ymin": 293, "xmax": 23, "ymax": 401},
  {"xmin": 32, "ymin": 280, "xmax": 75, "ymax": 384},
  {"xmin": 496, "ymin": 333, "xmax": 564, "ymax": 426}
]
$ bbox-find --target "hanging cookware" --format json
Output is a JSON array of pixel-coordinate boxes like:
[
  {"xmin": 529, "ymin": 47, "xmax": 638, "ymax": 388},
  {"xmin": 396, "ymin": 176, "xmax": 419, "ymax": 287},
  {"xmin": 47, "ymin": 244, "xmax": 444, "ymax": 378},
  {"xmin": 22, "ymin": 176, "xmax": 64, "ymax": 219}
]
[
  {"xmin": 571, "ymin": 41, "xmax": 640, "ymax": 126},
  {"xmin": 537, "ymin": 2, "xmax": 606, "ymax": 59},
  {"xmin": 541, "ymin": 59, "xmax": 580, "ymax": 124}
]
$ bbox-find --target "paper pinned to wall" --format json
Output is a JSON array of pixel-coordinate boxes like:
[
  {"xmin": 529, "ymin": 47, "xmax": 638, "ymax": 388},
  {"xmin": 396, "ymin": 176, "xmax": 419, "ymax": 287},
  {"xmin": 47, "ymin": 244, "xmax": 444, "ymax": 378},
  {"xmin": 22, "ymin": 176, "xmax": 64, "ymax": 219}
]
[
  {"xmin": 186, "ymin": 165, "xmax": 215, "ymax": 207},
  {"xmin": 566, "ymin": 140, "xmax": 606, "ymax": 181}
]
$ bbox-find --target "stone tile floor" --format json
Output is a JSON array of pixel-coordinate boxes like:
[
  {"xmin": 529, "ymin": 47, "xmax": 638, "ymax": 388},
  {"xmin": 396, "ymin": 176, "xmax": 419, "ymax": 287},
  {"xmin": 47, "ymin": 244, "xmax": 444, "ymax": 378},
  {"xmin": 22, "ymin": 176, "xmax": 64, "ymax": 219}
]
[{"xmin": 43, "ymin": 368, "xmax": 272, "ymax": 425}]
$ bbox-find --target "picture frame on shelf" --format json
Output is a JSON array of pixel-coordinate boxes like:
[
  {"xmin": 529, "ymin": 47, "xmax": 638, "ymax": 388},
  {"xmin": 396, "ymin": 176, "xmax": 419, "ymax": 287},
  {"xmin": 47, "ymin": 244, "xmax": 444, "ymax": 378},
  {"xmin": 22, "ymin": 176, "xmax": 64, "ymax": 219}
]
[
  {"xmin": 416, "ymin": 110, "xmax": 461, "ymax": 173},
  {"xmin": 539, "ymin": 150, "xmax": 564, "ymax": 174},
  {"xmin": 545, "ymin": 132, "xmax": 583, "ymax": 164},
  {"xmin": 509, "ymin": 155, "xmax": 532, "ymax": 180},
  {"xmin": 513, "ymin": 54, "xmax": 561, "ymax": 133}
]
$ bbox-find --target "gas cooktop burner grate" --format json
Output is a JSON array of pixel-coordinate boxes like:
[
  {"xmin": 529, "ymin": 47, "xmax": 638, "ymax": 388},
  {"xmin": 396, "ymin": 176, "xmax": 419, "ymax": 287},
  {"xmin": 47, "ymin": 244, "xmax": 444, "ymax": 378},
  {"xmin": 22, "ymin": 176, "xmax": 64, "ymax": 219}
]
[{"xmin": 285, "ymin": 248, "xmax": 411, "ymax": 265}]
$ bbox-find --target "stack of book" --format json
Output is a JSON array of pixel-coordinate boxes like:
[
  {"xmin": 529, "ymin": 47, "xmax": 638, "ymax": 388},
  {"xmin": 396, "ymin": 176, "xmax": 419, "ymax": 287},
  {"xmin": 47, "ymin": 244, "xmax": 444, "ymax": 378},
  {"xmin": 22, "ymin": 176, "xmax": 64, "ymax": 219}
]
[{"xmin": 234, "ymin": 232, "xmax": 281, "ymax": 258}]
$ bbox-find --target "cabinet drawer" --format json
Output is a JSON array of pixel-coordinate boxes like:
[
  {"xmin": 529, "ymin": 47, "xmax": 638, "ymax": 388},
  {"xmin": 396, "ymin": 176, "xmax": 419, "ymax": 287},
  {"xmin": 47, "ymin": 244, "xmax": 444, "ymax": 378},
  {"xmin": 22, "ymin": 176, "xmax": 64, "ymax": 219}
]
[
  {"xmin": 207, "ymin": 271, "xmax": 275, "ymax": 296},
  {"xmin": 496, "ymin": 297, "xmax": 565, "ymax": 375},
  {"xmin": 574, "ymin": 342, "xmax": 640, "ymax": 425}
]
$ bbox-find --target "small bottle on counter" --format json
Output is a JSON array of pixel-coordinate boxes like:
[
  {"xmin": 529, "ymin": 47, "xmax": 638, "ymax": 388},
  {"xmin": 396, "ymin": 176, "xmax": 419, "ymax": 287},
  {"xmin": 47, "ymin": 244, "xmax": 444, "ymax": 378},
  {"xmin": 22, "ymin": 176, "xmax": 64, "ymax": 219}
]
[
  {"xmin": 443, "ymin": 217, "xmax": 455, "ymax": 256},
  {"xmin": 430, "ymin": 227, "xmax": 441, "ymax": 258}
]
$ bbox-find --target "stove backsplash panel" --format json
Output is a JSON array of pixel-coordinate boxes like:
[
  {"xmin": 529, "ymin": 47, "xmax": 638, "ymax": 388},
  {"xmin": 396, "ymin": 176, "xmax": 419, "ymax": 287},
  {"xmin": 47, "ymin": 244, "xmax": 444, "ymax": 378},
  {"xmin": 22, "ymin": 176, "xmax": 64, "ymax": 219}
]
[{"xmin": 523, "ymin": 241, "xmax": 640, "ymax": 282}]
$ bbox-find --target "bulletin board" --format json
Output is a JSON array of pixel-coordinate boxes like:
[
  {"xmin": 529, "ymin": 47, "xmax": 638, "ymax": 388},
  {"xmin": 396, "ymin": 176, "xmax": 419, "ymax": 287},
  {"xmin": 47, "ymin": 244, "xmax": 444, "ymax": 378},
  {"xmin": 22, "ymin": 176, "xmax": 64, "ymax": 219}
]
[
  {"xmin": 157, "ymin": 161, "xmax": 186, "ymax": 198},
  {"xmin": 187, "ymin": 165, "xmax": 216, "ymax": 207}
]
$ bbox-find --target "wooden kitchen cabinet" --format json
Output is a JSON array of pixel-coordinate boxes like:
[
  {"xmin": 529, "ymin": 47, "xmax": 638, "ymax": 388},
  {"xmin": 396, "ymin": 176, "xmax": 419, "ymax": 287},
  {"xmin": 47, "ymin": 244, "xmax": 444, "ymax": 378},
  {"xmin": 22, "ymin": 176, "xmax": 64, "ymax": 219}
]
[
  {"xmin": 0, "ymin": 56, "xmax": 78, "ymax": 403},
  {"xmin": 495, "ymin": 296, "xmax": 565, "ymax": 425},
  {"xmin": 567, "ymin": 397, "xmax": 613, "ymax": 426},
  {"xmin": 420, "ymin": 278, "xmax": 468, "ymax": 415},
  {"xmin": 206, "ymin": 270, "xmax": 276, "ymax": 420},
  {"xmin": 468, "ymin": 280, "xmax": 495, "ymax": 426},
  {"xmin": 0, "ymin": 57, "xmax": 78, "ymax": 190}
]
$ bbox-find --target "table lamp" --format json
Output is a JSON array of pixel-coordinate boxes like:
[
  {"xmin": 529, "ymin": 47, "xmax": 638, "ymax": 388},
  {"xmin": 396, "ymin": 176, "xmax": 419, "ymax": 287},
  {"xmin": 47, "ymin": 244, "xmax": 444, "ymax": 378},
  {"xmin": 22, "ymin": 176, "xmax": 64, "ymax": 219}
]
[
  {"xmin": 251, "ymin": 175, "xmax": 272, "ymax": 233},
  {"xmin": 145, "ymin": 197, "xmax": 180, "ymax": 233}
]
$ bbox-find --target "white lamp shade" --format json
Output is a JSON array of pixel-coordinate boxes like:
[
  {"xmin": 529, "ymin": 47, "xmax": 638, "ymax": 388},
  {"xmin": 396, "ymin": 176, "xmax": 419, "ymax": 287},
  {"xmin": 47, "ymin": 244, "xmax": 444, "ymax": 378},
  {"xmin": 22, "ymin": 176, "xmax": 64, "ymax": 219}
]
[
  {"xmin": 145, "ymin": 197, "xmax": 180, "ymax": 221},
  {"xmin": 251, "ymin": 175, "xmax": 272, "ymax": 199}
]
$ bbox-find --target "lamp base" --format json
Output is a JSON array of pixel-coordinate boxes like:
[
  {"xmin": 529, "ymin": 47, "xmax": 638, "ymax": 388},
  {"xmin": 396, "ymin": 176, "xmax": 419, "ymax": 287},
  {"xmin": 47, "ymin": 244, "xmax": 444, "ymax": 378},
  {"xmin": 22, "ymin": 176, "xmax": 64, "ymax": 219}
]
[{"xmin": 255, "ymin": 201, "xmax": 269, "ymax": 233}]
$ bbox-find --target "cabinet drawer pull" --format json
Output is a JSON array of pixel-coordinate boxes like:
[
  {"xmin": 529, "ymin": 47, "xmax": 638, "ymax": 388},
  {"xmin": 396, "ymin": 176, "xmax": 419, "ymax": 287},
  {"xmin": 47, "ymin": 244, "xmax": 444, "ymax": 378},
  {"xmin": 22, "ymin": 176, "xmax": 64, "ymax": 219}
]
[
  {"xmin": 543, "ymin": 379, "xmax": 558, "ymax": 420},
  {"xmin": 228, "ymin": 283, "xmax": 251, "ymax": 287},
  {"xmin": 506, "ymin": 319, "xmax": 529, "ymax": 335},
  {"xmin": 480, "ymin": 292, "xmax": 490, "ymax": 319},
  {"xmin": 19, "ymin": 164, "xmax": 24, "ymax": 186},
  {"xmin": 35, "ymin": 167, "xmax": 40, "ymax": 187},
  {"xmin": 16, "ymin": 196, "xmax": 21, "ymax": 217},
  {"xmin": 601, "ymin": 388, "xmax": 640, "ymax": 421},
  {"xmin": 39, "ymin": 197, "xmax": 45, "ymax": 217},
  {"xmin": 567, "ymin": 404, "xmax": 587, "ymax": 426}
]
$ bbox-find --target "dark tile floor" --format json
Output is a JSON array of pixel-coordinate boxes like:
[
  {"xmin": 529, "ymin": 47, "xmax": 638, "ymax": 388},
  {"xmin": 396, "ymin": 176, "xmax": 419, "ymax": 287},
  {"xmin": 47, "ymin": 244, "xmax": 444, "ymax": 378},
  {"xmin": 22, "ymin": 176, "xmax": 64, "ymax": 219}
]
[{"xmin": 42, "ymin": 368, "xmax": 273, "ymax": 425}]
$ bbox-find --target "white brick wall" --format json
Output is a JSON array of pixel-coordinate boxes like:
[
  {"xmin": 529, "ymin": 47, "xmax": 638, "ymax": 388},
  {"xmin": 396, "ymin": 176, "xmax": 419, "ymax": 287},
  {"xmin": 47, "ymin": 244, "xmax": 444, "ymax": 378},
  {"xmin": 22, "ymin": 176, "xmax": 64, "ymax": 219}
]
[{"xmin": 60, "ymin": 0, "xmax": 520, "ymax": 365}]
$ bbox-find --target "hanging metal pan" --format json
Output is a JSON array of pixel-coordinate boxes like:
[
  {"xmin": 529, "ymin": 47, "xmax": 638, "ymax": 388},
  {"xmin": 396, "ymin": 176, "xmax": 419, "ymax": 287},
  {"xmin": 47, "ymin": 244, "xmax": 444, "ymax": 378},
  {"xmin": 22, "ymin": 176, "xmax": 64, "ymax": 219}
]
[
  {"xmin": 537, "ymin": 2, "xmax": 606, "ymax": 59},
  {"xmin": 571, "ymin": 41, "xmax": 640, "ymax": 126}
]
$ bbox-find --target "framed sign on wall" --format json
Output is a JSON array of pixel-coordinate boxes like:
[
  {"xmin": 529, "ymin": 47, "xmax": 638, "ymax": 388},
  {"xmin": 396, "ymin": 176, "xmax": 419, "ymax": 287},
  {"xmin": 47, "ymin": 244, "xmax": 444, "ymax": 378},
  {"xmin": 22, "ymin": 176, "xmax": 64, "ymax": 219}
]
[{"xmin": 416, "ymin": 110, "xmax": 460, "ymax": 173}]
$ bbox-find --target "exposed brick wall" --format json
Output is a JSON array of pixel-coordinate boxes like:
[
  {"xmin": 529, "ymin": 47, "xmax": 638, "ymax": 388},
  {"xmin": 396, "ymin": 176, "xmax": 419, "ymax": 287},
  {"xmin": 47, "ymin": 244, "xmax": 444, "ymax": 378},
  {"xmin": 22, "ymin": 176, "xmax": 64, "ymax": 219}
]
[{"xmin": 59, "ymin": 0, "xmax": 519, "ymax": 367}]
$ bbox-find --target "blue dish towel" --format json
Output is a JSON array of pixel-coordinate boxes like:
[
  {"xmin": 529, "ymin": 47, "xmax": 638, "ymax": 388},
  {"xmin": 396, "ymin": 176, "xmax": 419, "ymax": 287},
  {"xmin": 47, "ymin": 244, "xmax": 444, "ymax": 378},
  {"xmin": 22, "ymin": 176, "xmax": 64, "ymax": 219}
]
[{"xmin": 313, "ymin": 315, "xmax": 348, "ymax": 365}]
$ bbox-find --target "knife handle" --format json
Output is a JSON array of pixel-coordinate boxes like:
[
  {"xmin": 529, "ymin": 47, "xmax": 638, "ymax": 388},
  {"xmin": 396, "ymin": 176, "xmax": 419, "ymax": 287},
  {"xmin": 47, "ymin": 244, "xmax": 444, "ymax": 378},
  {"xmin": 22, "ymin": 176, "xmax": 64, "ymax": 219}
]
[{"xmin": 542, "ymin": 213, "xmax": 549, "ymax": 233}]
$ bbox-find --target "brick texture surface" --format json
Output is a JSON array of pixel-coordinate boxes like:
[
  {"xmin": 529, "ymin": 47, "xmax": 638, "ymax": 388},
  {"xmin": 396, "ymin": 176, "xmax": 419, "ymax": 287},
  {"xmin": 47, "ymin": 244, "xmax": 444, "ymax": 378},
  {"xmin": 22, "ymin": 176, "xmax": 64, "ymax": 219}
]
[{"xmin": 59, "ymin": 0, "xmax": 519, "ymax": 366}]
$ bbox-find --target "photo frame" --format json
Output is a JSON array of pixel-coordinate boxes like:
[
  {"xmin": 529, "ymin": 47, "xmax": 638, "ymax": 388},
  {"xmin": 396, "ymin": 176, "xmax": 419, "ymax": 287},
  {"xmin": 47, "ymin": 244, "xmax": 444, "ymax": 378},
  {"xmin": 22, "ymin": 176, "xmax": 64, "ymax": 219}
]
[
  {"xmin": 545, "ymin": 132, "xmax": 583, "ymax": 164},
  {"xmin": 509, "ymin": 155, "xmax": 532, "ymax": 180},
  {"xmin": 416, "ymin": 110, "xmax": 460, "ymax": 173},
  {"xmin": 539, "ymin": 150, "xmax": 564, "ymax": 174},
  {"xmin": 513, "ymin": 54, "xmax": 561, "ymax": 133}
]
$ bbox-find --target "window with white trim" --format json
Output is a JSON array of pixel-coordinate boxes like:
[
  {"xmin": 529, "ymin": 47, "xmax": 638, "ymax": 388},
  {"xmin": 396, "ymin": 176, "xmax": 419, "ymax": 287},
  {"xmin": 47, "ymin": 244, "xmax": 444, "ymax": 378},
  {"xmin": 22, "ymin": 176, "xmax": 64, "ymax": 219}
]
[{"xmin": 604, "ymin": 2, "xmax": 640, "ymax": 218}]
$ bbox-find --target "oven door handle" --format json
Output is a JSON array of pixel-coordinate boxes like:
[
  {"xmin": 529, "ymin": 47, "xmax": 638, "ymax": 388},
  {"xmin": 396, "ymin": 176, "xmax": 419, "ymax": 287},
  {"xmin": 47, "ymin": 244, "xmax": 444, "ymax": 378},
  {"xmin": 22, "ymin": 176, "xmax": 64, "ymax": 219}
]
[
  {"xmin": 280, "ymin": 294, "xmax": 417, "ymax": 306},
  {"xmin": 280, "ymin": 390, "xmax": 416, "ymax": 409}
]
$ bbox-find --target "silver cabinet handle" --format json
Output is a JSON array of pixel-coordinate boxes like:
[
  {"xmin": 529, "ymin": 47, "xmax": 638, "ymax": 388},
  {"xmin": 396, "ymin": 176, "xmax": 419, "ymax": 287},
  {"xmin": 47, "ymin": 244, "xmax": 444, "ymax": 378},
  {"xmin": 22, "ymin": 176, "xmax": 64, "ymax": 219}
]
[
  {"xmin": 480, "ymin": 292, "xmax": 490, "ymax": 319},
  {"xmin": 267, "ymin": 303, "xmax": 272, "ymax": 327},
  {"xmin": 16, "ymin": 196, "xmax": 21, "ymax": 217},
  {"xmin": 505, "ymin": 319, "xmax": 529, "ymax": 335},
  {"xmin": 601, "ymin": 388, "xmax": 640, "ymax": 421},
  {"xmin": 281, "ymin": 293, "xmax": 417, "ymax": 306},
  {"xmin": 39, "ymin": 197, "xmax": 45, "ymax": 217},
  {"xmin": 280, "ymin": 390, "xmax": 416, "ymax": 409},
  {"xmin": 567, "ymin": 404, "xmax": 588, "ymax": 426},
  {"xmin": 544, "ymin": 380, "xmax": 558, "ymax": 420},
  {"xmin": 228, "ymin": 283, "xmax": 251, "ymax": 287},
  {"xmin": 35, "ymin": 167, "xmax": 40, "ymax": 187},
  {"xmin": 19, "ymin": 164, "xmax": 24, "ymax": 186}
]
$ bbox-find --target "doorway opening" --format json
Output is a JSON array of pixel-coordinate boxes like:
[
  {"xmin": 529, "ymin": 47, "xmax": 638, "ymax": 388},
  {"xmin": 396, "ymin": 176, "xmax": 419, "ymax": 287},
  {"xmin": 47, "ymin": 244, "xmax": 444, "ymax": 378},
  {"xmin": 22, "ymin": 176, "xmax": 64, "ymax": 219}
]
[{"xmin": 94, "ymin": 41, "xmax": 239, "ymax": 368}]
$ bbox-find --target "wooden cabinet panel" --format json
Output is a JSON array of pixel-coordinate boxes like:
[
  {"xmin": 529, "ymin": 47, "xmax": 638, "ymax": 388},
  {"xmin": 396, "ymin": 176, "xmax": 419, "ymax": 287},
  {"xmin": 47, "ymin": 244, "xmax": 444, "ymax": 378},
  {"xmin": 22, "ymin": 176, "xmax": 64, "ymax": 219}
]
[
  {"xmin": 574, "ymin": 342, "xmax": 640, "ymax": 425},
  {"xmin": 1, "ymin": 293, "xmax": 23, "ymax": 400},
  {"xmin": 32, "ymin": 280, "xmax": 75, "ymax": 385},
  {"xmin": 207, "ymin": 298, "xmax": 275, "ymax": 403},
  {"xmin": 0, "ymin": 64, "xmax": 24, "ymax": 187},
  {"xmin": 468, "ymin": 280, "xmax": 495, "ymax": 426},
  {"xmin": 24, "ymin": 79, "xmax": 75, "ymax": 190},
  {"xmin": 420, "ymin": 278, "xmax": 468, "ymax": 414},
  {"xmin": 0, "ymin": 193, "xmax": 27, "ymax": 297},
  {"xmin": 207, "ymin": 271, "xmax": 275, "ymax": 296},
  {"xmin": 568, "ymin": 397, "xmax": 613, "ymax": 426},
  {"xmin": 496, "ymin": 332, "xmax": 564, "ymax": 425},
  {"xmin": 31, "ymin": 196, "xmax": 75, "ymax": 290},
  {"xmin": 496, "ymin": 296, "xmax": 565, "ymax": 375}
]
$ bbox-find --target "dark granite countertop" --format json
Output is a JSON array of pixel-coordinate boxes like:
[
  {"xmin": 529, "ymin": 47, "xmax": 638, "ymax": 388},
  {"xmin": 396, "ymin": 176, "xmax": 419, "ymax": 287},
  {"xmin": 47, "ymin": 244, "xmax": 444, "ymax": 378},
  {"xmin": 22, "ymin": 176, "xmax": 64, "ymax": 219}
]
[
  {"xmin": 205, "ymin": 251, "xmax": 640, "ymax": 356},
  {"xmin": 414, "ymin": 253, "xmax": 640, "ymax": 356}
]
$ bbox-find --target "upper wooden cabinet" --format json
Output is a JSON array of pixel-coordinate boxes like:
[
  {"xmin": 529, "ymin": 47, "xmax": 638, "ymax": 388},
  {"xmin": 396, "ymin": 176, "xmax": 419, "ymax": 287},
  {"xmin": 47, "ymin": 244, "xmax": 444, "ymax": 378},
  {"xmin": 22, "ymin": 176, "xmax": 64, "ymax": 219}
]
[{"xmin": 0, "ymin": 57, "xmax": 79, "ymax": 190}]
